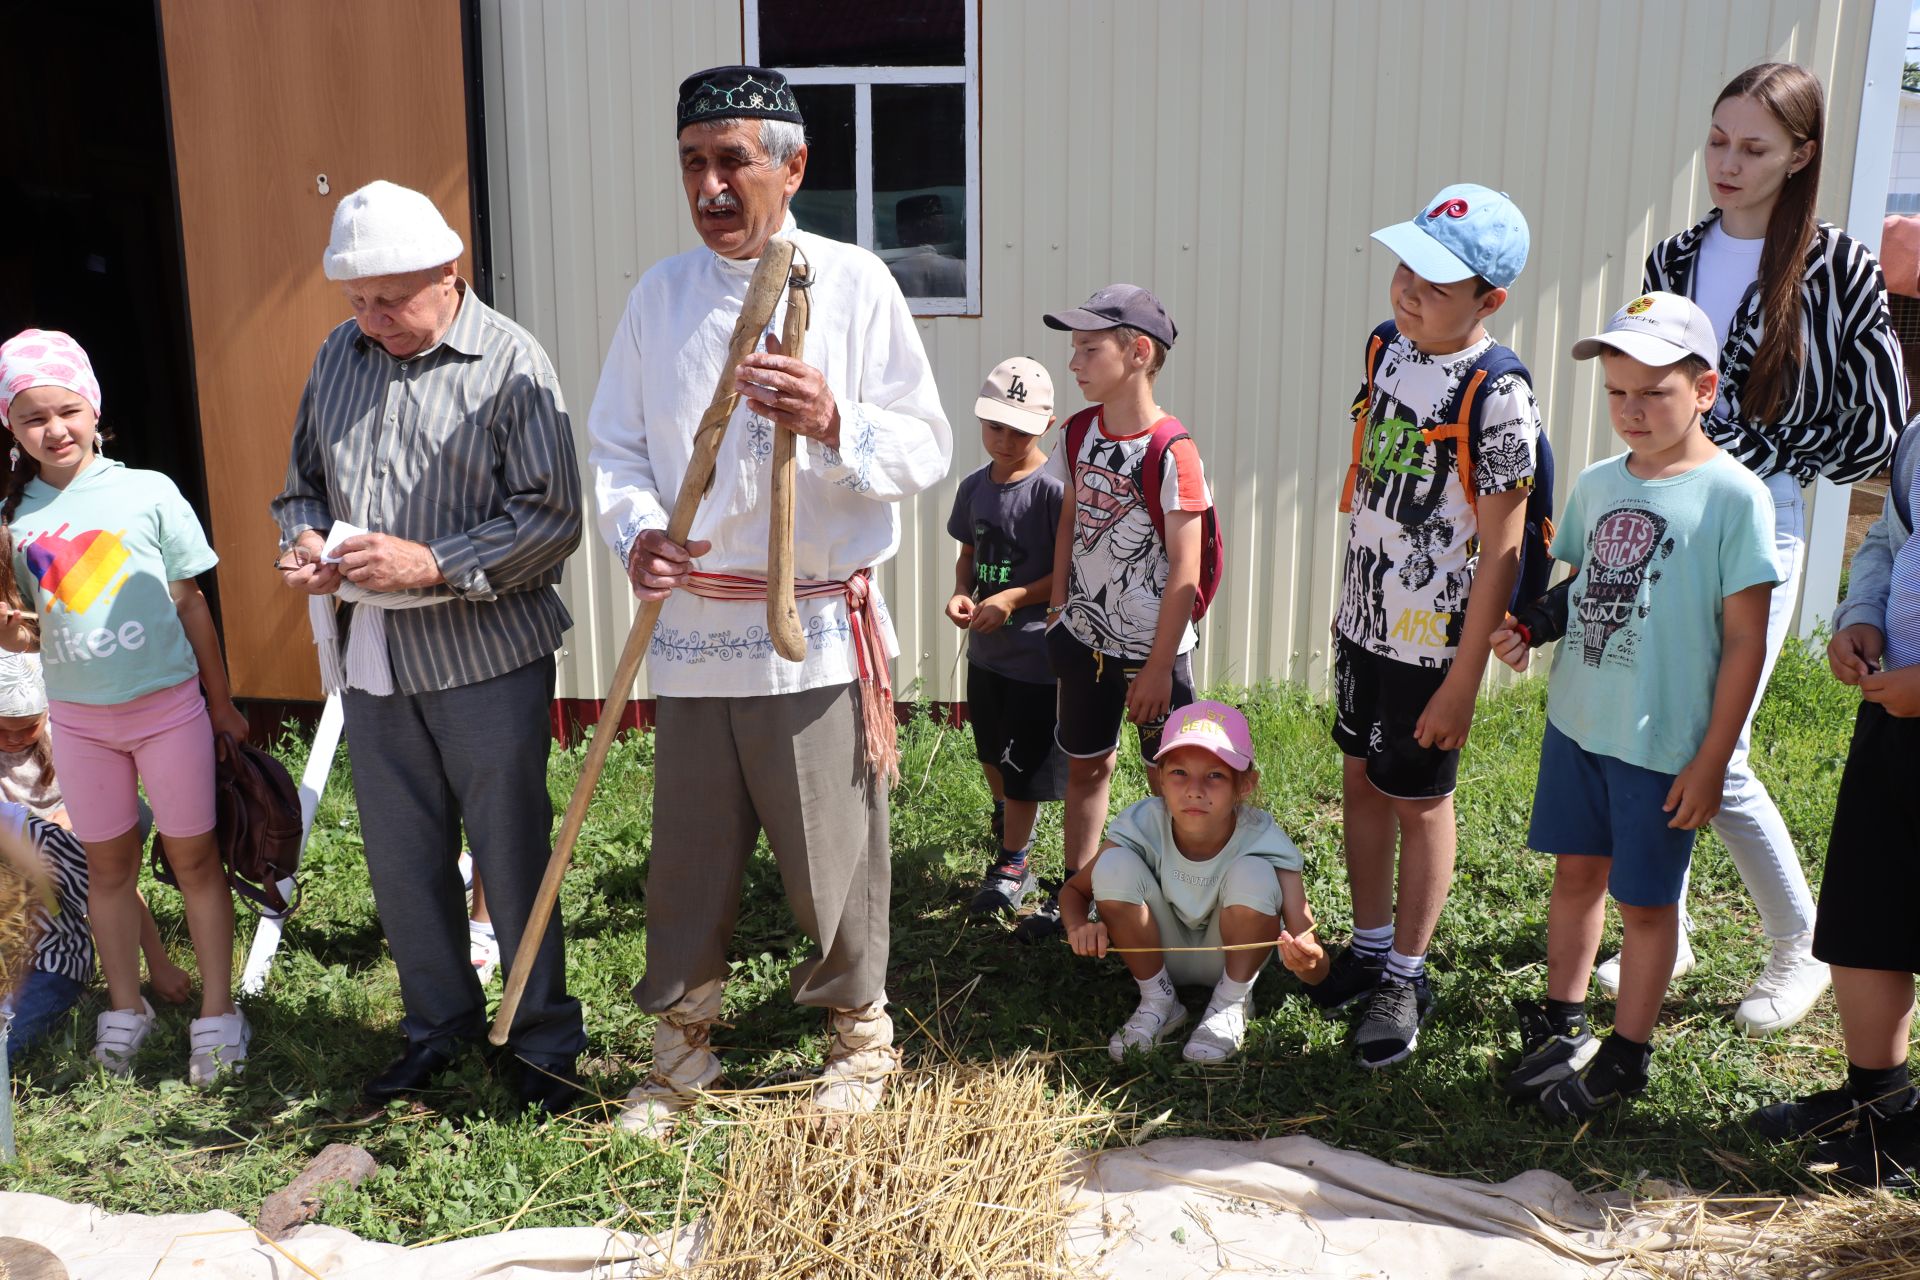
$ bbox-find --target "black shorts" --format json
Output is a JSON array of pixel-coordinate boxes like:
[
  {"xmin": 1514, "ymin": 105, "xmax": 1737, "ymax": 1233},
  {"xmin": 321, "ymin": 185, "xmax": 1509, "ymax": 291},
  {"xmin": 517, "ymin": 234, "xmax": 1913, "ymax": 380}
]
[
  {"xmin": 966, "ymin": 662, "xmax": 1068, "ymax": 802},
  {"xmin": 1813, "ymin": 702, "xmax": 1920, "ymax": 973},
  {"xmin": 1045, "ymin": 623, "xmax": 1195, "ymax": 763},
  {"xmin": 1330, "ymin": 633, "xmax": 1459, "ymax": 800}
]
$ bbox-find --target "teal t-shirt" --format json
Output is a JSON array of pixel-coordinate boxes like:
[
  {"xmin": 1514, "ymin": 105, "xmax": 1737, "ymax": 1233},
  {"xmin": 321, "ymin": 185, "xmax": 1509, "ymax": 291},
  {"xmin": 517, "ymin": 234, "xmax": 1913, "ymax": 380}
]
[
  {"xmin": 1546, "ymin": 451, "xmax": 1779, "ymax": 775},
  {"xmin": 9, "ymin": 459, "xmax": 218, "ymax": 706},
  {"xmin": 1103, "ymin": 798, "xmax": 1304, "ymax": 932}
]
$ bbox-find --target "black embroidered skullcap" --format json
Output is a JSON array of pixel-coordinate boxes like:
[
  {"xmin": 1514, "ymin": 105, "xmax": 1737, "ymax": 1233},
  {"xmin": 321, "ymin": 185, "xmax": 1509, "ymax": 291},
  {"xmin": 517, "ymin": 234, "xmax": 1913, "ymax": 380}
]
[{"xmin": 676, "ymin": 65, "xmax": 804, "ymax": 131}]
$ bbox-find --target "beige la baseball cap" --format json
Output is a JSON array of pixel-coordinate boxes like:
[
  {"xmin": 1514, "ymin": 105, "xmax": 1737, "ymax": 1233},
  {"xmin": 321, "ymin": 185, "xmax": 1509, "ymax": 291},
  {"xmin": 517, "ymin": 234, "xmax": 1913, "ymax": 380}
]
[{"xmin": 975, "ymin": 356, "xmax": 1054, "ymax": 435}]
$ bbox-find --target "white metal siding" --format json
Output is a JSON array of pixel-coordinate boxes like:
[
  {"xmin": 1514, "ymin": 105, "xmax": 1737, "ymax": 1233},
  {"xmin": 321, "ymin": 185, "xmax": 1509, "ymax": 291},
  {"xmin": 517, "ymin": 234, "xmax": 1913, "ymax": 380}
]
[{"xmin": 481, "ymin": 0, "xmax": 1875, "ymax": 703}]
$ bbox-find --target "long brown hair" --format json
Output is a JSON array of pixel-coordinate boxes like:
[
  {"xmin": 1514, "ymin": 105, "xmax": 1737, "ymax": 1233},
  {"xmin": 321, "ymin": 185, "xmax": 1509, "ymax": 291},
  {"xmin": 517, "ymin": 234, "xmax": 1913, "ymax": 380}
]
[
  {"xmin": 1713, "ymin": 63, "xmax": 1824, "ymax": 423},
  {"xmin": 0, "ymin": 439, "xmax": 45, "ymax": 647}
]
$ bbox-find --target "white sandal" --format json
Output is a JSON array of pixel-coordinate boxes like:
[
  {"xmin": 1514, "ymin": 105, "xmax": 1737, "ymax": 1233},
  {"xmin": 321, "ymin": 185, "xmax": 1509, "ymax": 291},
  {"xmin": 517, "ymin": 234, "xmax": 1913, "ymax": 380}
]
[
  {"xmin": 188, "ymin": 1008, "xmax": 252, "ymax": 1085},
  {"xmin": 93, "ymin": 999, "xmax": 157, "ymax": 1076}
]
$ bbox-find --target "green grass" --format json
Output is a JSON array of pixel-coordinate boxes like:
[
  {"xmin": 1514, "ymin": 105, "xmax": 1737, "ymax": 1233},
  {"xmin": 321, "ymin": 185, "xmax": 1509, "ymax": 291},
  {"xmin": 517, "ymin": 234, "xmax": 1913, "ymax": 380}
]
[{"xmin": 3, "ymin": 638, "xmax": 1869, "ymax": 1242}]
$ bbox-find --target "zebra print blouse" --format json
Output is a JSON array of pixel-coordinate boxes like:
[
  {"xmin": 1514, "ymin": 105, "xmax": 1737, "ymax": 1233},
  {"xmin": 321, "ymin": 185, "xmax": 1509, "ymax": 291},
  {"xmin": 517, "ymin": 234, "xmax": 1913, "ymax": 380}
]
[{"xmin": 1644, "ymin": 213, "xmax": 1906, "ymax": 485}]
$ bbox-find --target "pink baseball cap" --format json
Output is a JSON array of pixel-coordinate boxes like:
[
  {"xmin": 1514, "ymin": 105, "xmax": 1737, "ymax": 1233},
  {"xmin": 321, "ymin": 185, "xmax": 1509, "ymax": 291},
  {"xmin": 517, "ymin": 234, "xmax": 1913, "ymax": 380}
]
[{"xmin": 1153, "ymin": 699, "xmax": 1254, "ymax": 771}]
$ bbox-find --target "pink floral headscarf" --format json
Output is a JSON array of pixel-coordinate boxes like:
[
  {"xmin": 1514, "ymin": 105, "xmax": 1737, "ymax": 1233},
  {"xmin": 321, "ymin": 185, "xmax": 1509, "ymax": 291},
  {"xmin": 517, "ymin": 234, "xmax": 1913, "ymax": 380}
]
[{"xmin": 0, "ymin": 329, "xmax": 102, "ymax": 428}]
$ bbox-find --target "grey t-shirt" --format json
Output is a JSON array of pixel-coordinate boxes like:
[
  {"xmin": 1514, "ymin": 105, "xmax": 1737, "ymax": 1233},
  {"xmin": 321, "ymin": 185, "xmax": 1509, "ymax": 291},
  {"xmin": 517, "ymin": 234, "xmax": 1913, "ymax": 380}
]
[{"xmin": 946, "ymin": 462, "xmax": 1064, "ymax": 684}]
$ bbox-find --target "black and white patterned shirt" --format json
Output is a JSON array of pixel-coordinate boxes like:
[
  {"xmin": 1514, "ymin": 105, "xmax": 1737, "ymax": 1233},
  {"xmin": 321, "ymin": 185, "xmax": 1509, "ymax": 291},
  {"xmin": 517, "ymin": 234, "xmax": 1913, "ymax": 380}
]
[
  {"xmin": 272, "ymin": 282, "xmax": 582, "ymax": 694},
  {"xmin": 1645, "ymin": 215, "xmax": 1905, "ymax": 485},
  {"xmin": 14, "ymin": 804, "xmax": 93, "ymax": 984}
]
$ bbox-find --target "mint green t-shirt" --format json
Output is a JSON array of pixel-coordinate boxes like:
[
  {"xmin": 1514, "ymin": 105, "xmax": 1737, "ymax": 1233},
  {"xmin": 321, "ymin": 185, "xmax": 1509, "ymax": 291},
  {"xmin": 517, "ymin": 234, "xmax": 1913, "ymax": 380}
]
[
  {"xmin": 1546, "ymin": 451, "xmax": 1779, "ymax": 775},
  {"xmin": 9, "ymin": 459, "xmax": 218, "ymax": 706},
  {"xmin": 1103, "ymin": 798, "xmax": 1304, "ymax": 932}
]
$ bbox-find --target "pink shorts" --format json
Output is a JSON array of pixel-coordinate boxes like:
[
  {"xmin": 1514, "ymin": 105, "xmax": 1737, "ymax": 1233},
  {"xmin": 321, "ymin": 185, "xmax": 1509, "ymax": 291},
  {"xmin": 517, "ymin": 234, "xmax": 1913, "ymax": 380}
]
[{"xmin": 49, "ymin": 678, "xmax": 217, "ymax": 844}]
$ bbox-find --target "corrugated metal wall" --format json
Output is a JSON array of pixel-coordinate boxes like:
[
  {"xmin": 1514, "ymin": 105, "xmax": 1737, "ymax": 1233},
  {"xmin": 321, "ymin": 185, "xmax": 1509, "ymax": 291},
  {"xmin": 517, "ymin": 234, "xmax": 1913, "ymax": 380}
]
[{"xmin": 480, "ymin": 0, "xmax": 1874, "ymax": 703}]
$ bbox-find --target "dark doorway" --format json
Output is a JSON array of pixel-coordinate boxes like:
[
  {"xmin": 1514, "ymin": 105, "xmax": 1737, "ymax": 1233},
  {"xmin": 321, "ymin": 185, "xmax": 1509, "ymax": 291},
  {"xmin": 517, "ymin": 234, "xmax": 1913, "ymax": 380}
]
[{"xmin": 0, "ymin": 2, "xmax": 206, "ymax": 527}]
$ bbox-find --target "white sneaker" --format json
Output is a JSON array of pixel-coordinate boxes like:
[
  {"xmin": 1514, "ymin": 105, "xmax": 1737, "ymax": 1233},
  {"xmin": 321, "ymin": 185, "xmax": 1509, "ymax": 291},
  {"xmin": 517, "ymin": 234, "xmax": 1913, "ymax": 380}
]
[
  {"xmin": 1734, "ymin": 932, "xmax": 1830, "ymax": 1037},
  {"xmin": 617, "ymin": 979, "xmax": 724, "ymax": 1140},
  {"xmin": 92, "ymin": 999, "xmax": 156, "ymax": 1076},
  {"xmin": 1108, "ymin": 996, "xmax": 1188, "ymax": 1062},
  {"xmin": 1182, "ymin": 993, "xmax": 1251, "ymax": 1063},
  {"xmin": 188, "ymin": 1008, "xmax": 252, "ymax": 1085},
  {"xmin": 813, "ymin": 996, "xmax": 900, "ymax": 1115},
  {"xmin": 469, "ymin": 921, "xmax": 500, "ymax": 986},
  {"xmin": 1593, "ymin": 933, "xmax": 1696, "ymax": 998}
]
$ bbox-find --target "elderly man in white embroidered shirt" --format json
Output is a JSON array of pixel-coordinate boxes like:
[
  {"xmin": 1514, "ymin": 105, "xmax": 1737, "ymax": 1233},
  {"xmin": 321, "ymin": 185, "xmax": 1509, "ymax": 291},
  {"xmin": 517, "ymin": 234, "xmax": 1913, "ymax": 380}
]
[{"xmin": 587, "ymin": 65, "xmax": 951, "ymax": 1135}]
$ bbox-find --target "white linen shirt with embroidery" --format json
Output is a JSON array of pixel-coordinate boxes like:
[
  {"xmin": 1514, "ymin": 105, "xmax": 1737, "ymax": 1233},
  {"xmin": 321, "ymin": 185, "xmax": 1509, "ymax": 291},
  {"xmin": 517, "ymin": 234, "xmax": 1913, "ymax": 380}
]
[{"xmin": 588, "ymin": 214, "xmax": 952, "ymax": 698}]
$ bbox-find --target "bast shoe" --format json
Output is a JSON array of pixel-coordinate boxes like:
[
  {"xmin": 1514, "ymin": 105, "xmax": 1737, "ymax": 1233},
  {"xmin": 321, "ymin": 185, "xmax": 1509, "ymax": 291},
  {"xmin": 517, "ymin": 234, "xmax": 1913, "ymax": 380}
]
[
  {"xmin": 617, "ymin": 978, "xmax": 724, "ymax": 1140},
  {"xmin": 812, "ymin": 996, "xmax": 901, "ymax": 1116}
]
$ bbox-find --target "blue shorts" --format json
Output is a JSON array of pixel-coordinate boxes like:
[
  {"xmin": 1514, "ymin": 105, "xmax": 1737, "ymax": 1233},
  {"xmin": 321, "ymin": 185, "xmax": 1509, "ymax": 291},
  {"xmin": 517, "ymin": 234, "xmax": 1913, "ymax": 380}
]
[{"xmin": 1527, "ymin": 720, "xmax": 1696, "ymax": 908}]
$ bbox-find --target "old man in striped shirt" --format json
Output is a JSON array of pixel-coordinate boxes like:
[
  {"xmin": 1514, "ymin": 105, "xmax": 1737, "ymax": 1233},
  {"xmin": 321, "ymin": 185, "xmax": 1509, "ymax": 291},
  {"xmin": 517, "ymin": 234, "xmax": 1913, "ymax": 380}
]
[{"xmin": 271, "ymin": 180, "xmax": 586, "ymax": 1115}]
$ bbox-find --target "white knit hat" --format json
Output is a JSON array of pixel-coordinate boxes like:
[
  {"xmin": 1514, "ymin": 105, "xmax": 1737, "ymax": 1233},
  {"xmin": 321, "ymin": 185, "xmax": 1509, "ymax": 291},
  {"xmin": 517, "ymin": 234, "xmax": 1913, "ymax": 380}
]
[{"xmin": 322, "ymin": 180, "xmax": 464, "ymax": 281}]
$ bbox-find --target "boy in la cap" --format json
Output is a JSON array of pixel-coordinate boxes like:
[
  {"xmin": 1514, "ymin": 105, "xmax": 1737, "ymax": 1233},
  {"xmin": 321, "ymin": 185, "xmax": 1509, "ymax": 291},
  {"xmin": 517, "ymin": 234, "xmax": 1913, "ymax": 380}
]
[
  {"xmin": 1319, "ymin": 183, "xmax": 1542, "ymax": 1069},
  {"xmin": 1491, "ymin": 292, "xmax": 1776, "ymax": 1119},
  {"xmin": 1027, "ymin": 284, "xmax": 1211, "ymax": 943},
  {"xmin": 945, "ymin": 357, "xmax": 1067, "ymax": 914}
]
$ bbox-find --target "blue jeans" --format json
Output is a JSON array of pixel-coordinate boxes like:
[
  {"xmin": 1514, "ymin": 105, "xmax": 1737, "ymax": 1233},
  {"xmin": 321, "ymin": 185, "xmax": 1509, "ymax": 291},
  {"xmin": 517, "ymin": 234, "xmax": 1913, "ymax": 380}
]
[{"xmin": 2, "ymin": 970, "xmax": 85, "ymax": 1056}]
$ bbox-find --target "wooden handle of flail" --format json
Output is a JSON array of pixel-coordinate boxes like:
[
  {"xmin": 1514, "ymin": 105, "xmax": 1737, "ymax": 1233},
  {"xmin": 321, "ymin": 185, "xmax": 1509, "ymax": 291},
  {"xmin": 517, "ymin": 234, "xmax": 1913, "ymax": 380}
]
[
  {"xmin": 766, "ymin": 262, "xmax": 811, "ymax": 662},
  {"xmin": 489, "ymin": 238, "xmax": 799, "ymax": 1047}
]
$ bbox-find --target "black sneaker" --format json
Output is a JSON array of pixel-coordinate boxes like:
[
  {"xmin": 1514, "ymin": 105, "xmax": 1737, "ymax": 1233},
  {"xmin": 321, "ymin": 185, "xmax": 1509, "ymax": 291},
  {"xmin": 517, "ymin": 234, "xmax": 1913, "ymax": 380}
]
[
  {"xmin": 1354, "ymin": 974, "xmax": 1433, "ymax": 1069},
  {"xmin": 1812, "ymin": 1105, "xmax": 1920, "ymax": 1190},
  {"xmin": 1504, "ymin": 1000, "xmax": 1597, "ymax": 1098},
  {"xmin": 1536, "ymin": 1040, "xmax": 1649, "ymax": 1122},
  {"xmin": 1751, "ymin": 1082, "xmax": 1916, "ymax": 1142},
  {"xmin": 1011, "ymin": 885, "xmax": 1063, "ymax": 944},
  {"xmin": 1304, "ymin": 946, "xmax": 1386, "ymax": 1015},
  {"xmin": 969, "ymin": 859, "xmax": 1036, "ymax": 915}
]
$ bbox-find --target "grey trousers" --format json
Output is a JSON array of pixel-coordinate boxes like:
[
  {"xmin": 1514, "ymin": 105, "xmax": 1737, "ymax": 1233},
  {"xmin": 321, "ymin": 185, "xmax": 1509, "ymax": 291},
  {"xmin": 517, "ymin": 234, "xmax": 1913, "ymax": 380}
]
[
  {"xmin": 637, "ymin": 680, "xmax": 890, "ymax": 1013},
  {"xmin": 343, "ymin": 656, "xmax": 586, "ymax": 1064}
]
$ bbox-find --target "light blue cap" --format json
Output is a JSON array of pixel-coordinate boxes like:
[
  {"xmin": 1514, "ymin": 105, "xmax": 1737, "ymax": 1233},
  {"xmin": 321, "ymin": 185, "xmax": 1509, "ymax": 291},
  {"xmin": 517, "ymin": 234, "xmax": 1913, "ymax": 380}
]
[{"xmin": 1371, "ymin": 183, "xmax": 1531, "ymax": 289}]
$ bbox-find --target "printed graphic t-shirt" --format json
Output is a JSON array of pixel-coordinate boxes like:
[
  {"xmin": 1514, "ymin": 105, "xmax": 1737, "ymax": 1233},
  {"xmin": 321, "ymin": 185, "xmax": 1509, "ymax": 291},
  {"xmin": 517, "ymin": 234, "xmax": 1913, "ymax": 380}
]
[
  {"xmin": 9, "ymin": 460, "xmax": 217, "ymax": 706},
  {"xmin": 1042, "ymin": 412, "xmax": 1210, "ymax": 661},
  {"xmin": 1335, "ymin": 333, "xmax": 1541, "ymax": 666},
  {"xmin": 1102, "ymin": 797, "xmax": 1303, "ymax": 932},
  {"xmin": 1546, "ymin": 451, "xmax": 1779, "ymax": 775},
  {"xmin": 946, "ymin": 461, "xmax": 1064, "ymax": 685}
]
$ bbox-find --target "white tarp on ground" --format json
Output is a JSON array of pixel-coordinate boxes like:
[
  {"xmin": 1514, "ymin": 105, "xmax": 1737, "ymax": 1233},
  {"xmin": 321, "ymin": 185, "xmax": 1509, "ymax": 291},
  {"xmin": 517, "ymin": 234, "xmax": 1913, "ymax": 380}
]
[{"xmin": 0, "ymin": 1134, "xmax": 1754, "ymax": 1278}]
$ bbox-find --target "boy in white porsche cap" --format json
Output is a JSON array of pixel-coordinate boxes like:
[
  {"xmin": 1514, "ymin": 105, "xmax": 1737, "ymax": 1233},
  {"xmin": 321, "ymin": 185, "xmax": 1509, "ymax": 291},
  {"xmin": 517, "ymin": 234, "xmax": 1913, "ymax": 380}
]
[
  {"xmin": 1491, "ymin": 291, "xmax": 1779, "ymax": 1121},
  {"xmin": 944, "ymin": 356, "xmax": 1066, "ymax": 914},
  {"xmin": 1057, "ymin": 699, "xmax": 1328, "ymax": 1064}
]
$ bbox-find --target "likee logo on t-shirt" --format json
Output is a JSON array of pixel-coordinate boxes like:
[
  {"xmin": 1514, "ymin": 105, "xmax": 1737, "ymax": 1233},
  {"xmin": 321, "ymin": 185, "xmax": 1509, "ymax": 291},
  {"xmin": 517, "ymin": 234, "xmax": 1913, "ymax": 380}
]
[{"xmin": 25, "ymin": 523, "xmax": 130, "ymax": 614}]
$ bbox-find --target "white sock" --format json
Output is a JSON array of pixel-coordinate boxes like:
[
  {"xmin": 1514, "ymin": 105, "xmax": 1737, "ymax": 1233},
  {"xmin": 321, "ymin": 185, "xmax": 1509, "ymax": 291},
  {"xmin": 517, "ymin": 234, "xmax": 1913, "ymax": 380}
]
[
  {"xmin": 1211, "ymin": 973, "xmax": 1257, "ymax": 1007},
  {"xmin": 1385, "ymin": 948, "xmax": 1426, "ymax": 982},
  {"xmin": 1353, "ymin": 924, "xmax": 1395, "ymax": 958},
  {"xmin": 1136, "ymin": 968, "xmax": 1177, "ymax": 1007}
]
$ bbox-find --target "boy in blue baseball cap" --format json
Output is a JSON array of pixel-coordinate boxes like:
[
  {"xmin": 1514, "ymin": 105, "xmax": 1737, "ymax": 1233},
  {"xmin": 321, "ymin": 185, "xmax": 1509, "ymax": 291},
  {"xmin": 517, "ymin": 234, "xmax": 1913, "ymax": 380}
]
[{"xmin": 1316, "ymin": 183, "xmax": 1544, "ymax": 1069}]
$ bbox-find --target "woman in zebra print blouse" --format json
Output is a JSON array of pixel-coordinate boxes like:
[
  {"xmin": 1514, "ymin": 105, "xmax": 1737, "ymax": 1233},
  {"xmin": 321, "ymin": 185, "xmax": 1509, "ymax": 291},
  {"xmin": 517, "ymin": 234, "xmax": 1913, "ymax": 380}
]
[{"xmin": 1596, "ymin": 62, "xmax": 1905, "ymax": 1039}]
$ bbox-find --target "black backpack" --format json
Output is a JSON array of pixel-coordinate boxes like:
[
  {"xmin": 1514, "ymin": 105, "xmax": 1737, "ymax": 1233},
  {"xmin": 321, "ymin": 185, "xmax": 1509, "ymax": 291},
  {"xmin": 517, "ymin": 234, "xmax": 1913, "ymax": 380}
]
[{"xmin": 1340, "ymin": 319, "xmax": 1557, "ymax": 613}]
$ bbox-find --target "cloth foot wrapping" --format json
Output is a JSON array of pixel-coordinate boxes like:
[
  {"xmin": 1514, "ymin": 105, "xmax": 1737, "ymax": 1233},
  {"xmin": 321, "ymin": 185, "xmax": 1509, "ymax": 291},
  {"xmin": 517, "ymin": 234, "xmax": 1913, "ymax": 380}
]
[
  {"xmin": 813, "ymin": 995, "xmax": 900, "ymax": 1114},
  {"xmin": 618, "ymin": 979, "xmax": 726, "ymax": 1138}
]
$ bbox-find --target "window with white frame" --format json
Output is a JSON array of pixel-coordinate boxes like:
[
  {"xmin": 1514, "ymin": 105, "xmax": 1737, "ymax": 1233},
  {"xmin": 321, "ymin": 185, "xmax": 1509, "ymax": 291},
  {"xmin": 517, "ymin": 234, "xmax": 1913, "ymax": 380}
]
[{"xmin": 745, "ymin": 1, "xmax": 980, "ymax": 316}]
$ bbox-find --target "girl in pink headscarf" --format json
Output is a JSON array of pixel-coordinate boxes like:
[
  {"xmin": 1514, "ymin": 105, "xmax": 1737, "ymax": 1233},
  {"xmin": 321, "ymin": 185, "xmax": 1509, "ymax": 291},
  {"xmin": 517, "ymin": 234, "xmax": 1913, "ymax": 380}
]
[{"xmin": 0, "ymin": 328, "xmax": 251, "ymax": 1085}]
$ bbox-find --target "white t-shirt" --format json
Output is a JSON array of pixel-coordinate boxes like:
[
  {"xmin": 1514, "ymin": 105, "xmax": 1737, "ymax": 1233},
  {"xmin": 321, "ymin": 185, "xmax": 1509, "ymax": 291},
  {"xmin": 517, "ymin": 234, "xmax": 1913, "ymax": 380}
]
[
  {"xmin": 1693, "ymin": 219, "xmax": 1763, "ymax": 351},
  {"xmin": 1335, "ymin": 334, "xmax": 1541, "ymax": 665},
  {"xmin": 1042, "ymin": 411, "xmax": 1211, "ymax": 660}
]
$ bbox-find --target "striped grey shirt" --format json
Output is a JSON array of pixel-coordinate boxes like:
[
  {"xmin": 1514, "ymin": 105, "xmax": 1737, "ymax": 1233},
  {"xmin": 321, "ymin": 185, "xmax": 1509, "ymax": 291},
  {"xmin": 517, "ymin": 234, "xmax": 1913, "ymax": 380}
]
[{"xmin": 271, "ymin": 283, "xmax": 581, "ymax": 694}]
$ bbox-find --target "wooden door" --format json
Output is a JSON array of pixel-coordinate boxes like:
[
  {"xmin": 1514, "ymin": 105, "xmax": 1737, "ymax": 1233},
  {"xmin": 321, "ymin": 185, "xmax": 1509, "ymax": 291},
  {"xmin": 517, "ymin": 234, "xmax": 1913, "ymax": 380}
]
[{"xmin": 160, "ymin": 0, "xmax": 473, "ymax": 699}]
